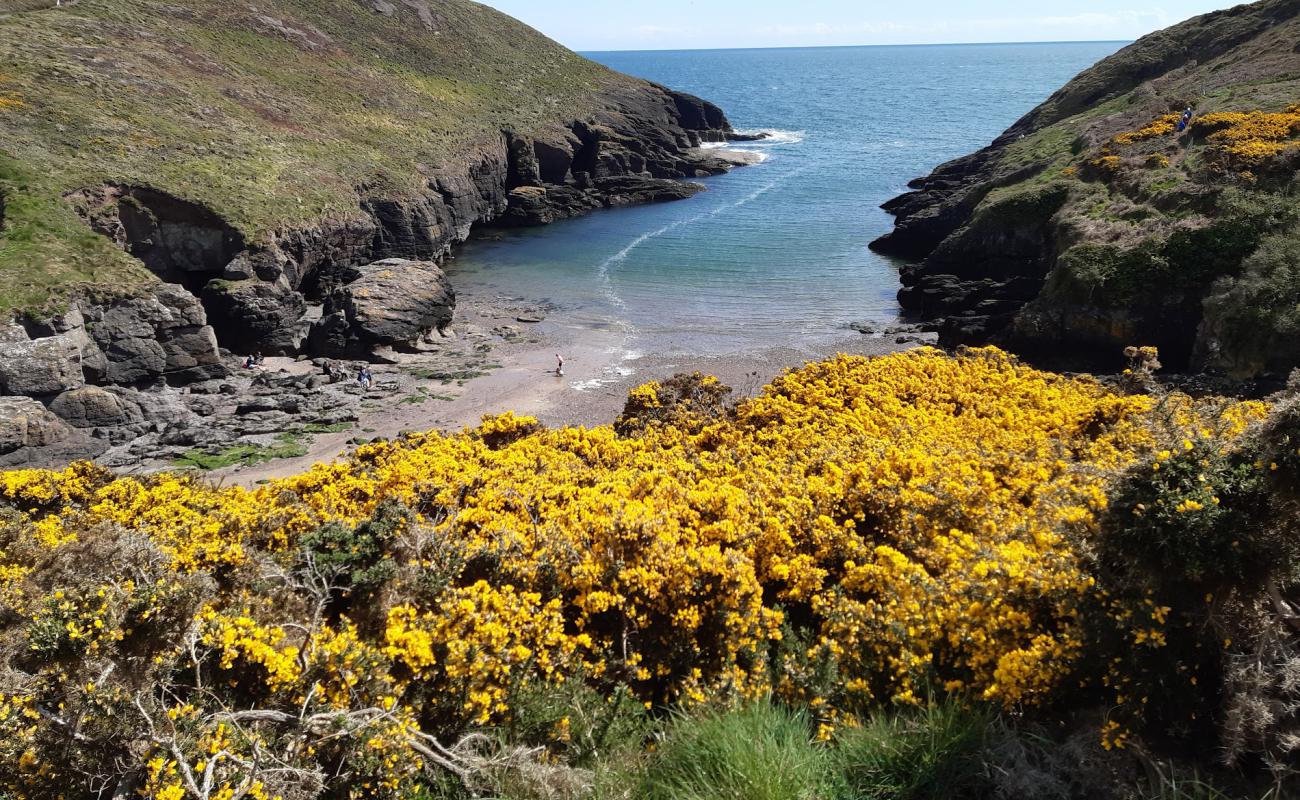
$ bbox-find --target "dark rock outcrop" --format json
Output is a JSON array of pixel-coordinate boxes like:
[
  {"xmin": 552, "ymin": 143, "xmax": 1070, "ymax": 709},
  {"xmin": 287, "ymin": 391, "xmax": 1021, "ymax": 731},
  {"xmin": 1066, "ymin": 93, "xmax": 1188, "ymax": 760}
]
[
  {"xmin": 46, "ymin": 82, "xmax": 744, "ymax": 369},
  {"xmin": 83, "ymin": 284, "xmax": 223, "ymax": 385},
  {"xmin": 0, "ymin": 318, "xmax": 86, "ymax": 397},
  {"xmin": 202, "ymin": 279, "xmax": 308, "ymax": 355},
  {"xmin": 1, "ymin": 284, "xmax": 223, "ymax": 400},
  {"xmin": 48, "ymin": 386, "xmax": 143, "ymax": 430},
  {"xmin": 873, "ymin": 0, "xmax": 1300, "ymax": 376}
]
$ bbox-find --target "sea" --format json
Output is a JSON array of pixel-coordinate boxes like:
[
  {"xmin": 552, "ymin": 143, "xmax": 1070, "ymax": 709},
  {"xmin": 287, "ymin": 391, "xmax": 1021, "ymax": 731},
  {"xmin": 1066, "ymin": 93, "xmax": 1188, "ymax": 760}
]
[{"xmin": 444, "ymin": 42, "xmax": 1123, "ymax": 363}]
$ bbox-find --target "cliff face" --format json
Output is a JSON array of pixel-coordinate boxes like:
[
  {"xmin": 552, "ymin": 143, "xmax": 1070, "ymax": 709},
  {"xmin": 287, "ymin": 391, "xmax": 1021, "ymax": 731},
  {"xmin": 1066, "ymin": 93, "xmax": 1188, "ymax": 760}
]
[
  {"xmin": 873, "ymin": 0, "xmax": 1300, "ymax": 377},
  {"xmin": 0, "ymin": 5, "xmax": 740, "ymax": 358},
  {"xmin": 0, "ymin": 0, "xmax": 749, "ymax": 465}
]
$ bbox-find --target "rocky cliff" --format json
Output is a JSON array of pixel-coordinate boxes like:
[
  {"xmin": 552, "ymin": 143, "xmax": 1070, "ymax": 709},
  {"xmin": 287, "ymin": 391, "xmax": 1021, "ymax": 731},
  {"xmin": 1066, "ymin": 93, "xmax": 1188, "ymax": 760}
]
[
  {"xmin": 873, "ymin": 0, "xmax": 1300, "ymax": 378},
  {"xmin": 0, "ymin": 0, "xmax": 749, "ymax": 463}
]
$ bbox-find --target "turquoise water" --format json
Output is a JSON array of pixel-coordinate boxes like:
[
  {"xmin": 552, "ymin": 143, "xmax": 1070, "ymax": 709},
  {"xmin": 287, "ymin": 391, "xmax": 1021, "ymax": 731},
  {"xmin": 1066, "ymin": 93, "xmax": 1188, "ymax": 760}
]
[{"xmin": 446, "ymin": 42, "xmax": 1123, "ymax": 357}]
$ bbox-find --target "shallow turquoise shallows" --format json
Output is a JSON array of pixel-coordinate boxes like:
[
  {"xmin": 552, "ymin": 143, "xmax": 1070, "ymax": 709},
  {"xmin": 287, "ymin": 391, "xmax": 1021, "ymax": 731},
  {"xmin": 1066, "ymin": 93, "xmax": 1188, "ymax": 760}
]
[{"xmin": 444, "ymin": 42, "xmax": 1123, "ymax": 357}]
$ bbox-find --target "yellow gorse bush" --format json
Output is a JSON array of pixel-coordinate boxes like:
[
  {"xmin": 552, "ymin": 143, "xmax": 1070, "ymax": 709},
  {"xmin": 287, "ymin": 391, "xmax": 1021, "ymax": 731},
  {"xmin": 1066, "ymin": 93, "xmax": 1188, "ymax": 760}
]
[
  {"xmin": 1111, "ymin": 112, "xmax": 1182, "ymax": 145},
  {"xmin": 1190, "ymin": 105, "xmax": 1300, "ymax": 168},
  {"xmin": 0, "ymin": 348, "xmax": 1270, "ymax": 798}
]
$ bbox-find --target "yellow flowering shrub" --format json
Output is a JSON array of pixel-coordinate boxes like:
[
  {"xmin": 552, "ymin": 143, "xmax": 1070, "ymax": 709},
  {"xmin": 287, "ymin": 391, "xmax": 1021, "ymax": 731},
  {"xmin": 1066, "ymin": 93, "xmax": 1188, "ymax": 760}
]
[
  {"xmin": 1111, "ymin": 112, "xmax": 1181, "ymax": 145},
  {"xmin": 1189, "ymin": 105, "xmax": 1300, "ymax": 170},
  {"xmin": 0, "ymin": 348, "xmax": 1275, "ymax": 798},
  {"xmin": 385, "ymin": 582, "xmax": 575, "ymax": 724}
]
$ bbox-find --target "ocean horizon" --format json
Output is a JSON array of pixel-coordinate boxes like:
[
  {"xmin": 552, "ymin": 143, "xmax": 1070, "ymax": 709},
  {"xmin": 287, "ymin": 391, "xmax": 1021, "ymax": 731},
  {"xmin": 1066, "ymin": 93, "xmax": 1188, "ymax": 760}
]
[{"xmin": 580, "ymin": 38, "xmax": 1130, "ymax": 55}]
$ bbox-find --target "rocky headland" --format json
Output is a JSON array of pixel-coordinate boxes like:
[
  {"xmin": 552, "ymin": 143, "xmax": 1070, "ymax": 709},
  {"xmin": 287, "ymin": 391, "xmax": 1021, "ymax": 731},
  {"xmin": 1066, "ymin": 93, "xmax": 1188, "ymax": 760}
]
[
  {"xmin": 0, "ymin": 0, "xmax": 755, "ymax": 467},
  {"xmin": 873, "ymin": 0, "xmax": 1300, "ymax": 380}
]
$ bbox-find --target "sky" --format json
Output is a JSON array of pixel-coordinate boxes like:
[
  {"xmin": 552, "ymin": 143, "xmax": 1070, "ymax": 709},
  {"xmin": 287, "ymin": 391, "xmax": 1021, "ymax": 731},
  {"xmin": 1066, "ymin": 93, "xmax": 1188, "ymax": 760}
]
[{"xmin": 477, "ymin": 0, "xmax": 1237, "ymax": 51}]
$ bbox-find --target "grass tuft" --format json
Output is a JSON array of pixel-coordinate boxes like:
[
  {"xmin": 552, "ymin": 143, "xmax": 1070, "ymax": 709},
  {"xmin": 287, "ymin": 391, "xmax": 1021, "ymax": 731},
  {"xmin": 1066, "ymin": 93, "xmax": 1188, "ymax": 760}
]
[{"xmin": 621, "ymin": 702, "xmax": 829, "ymax": 800}]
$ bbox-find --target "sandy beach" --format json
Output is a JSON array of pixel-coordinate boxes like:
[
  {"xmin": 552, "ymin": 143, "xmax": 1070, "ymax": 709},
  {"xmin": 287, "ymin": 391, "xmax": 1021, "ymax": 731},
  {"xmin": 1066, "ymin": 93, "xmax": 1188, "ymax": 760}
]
[{"xmin": 215, "ymin": 280, "xmax": 928, "ymax": 486}]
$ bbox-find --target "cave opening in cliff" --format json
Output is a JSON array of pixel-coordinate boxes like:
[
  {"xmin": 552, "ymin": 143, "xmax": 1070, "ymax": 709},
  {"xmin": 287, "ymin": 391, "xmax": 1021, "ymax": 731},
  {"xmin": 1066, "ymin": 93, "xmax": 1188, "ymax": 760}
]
[
  {"xmin": 67, "ymin": 184, "xmax": 280, "ymax": 352},
  {"xmin": 115, "ymin": 187, "xmax": 247, "ymax": 295},
  {"xmin": 69, "ymin": 184, "xmax": 246, "ymax": 297}
]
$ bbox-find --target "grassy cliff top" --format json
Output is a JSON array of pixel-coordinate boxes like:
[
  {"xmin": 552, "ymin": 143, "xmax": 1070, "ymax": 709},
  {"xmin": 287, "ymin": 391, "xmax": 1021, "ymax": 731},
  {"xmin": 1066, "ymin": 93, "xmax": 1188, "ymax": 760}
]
[{"xmin": 0, "ymin": 0, "xmax": 640, "ymax": 312}]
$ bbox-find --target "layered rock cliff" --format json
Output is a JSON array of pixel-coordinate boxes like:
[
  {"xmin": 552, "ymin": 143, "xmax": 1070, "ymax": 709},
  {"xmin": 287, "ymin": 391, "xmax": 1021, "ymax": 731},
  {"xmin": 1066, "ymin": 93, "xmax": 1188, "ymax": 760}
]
[
  {"xmin": 873, "ymin": 0, "xmax": 1300, "ymax": 378},
  {"xmin": 0, "ymin": 0, "xmax": 749, "ymax": 463}
]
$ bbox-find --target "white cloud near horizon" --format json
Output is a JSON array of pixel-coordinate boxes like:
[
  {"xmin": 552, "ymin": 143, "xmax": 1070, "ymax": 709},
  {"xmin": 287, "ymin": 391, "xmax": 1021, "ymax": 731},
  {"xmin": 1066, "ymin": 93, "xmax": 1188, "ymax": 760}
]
[{"xmin": 477, "ymin": 1, "xmax": 1227, "ymax": 51}]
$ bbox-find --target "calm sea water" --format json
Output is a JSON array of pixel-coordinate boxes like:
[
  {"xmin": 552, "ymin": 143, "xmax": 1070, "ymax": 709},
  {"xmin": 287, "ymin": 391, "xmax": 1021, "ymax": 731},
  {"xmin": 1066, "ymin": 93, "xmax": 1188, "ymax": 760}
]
[{"xmin": 445, "ymin": 43, "xmax": 1122, "ymax": 358}]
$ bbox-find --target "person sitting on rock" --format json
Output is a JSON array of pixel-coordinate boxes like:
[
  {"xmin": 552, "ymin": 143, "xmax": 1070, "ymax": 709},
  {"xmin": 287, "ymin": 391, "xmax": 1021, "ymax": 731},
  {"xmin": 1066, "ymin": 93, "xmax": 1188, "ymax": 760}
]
[
  {"xmin": 242, "ymin": 355, "xmax": 255, "ymax": 369},
  {"xmin": 254, "ymin": 351, "xmax": 265, "ymax": 366}
]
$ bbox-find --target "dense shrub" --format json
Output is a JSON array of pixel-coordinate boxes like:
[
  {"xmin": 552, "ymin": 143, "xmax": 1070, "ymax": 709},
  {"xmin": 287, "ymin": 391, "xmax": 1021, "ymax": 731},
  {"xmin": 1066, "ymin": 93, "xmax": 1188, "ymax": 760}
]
[
  {"xmin": 1053, "ymin": 190, "xmax": 1300, "ymax": 305},
  {"xmin": 1201, "ymin": 226, "xmax": 1300, "ymax": 375},
  {"xmin": 1093, "ymin": 388, "xmax": 1300, "ymax": 780},
  {"xmin": 0, "ymin": 348, "xmax": 1286, "ymax": 799},
  {"xmin": 613, "ymin": 371, "xmax": 732, "ymax": 436}
]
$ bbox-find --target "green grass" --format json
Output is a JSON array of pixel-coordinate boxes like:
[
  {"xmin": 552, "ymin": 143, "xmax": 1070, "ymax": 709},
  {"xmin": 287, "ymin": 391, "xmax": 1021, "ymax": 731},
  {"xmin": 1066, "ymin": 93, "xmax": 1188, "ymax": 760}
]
[
  {"xmin": 0, "ymin": 0, "xmax": 640, "ymax": 312},
  {"xmin": 586, "ymin": 699, "xmax": 1004, "ymax": 800},
  {"xmin": 298, "ymin": 421, "xmax": 353, "ymax": 434},
  {"xmin": 0, "ymin": 154, "xmax": 151, "ymax": 312},
  {"xmin": 609, "ymin": 702, "xmax": 831, "ymax": 800},
  {"xmin": 1000, "ymin": 122, "xmax": 1077, "ymax": 171},
  {"xmin": 831, "ymin": 701, "xmax": 993, "ymax": 800},
  {"xmin": 172, "ymin": 432, "xmax": 307, "ymax": 470},
  {"xmin": 404, "ymin": 366, "xmax": 495, "ymax": 384}
]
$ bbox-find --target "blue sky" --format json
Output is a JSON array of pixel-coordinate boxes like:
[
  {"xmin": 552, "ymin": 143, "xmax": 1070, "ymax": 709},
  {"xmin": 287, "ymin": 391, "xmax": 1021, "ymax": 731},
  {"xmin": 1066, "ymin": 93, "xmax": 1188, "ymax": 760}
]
[{"xmin": 478, "ymin": 1, "xmax": 1235, "ymax": 51}]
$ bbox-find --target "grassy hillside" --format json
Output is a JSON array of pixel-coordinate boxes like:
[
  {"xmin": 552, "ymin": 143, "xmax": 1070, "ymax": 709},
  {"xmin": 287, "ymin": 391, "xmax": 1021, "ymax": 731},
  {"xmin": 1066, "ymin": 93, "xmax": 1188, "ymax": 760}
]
[{"xmin": 0, "ymin": 0, "xmax": 641, "ymax": 312}]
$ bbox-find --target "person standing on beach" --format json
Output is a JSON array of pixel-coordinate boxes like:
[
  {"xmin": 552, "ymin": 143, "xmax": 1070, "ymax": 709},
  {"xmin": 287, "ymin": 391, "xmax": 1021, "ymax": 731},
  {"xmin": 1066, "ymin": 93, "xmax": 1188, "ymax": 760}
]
[{"xmin": 555, "ymin": 354, "xmax": 565, "ymax": 377}]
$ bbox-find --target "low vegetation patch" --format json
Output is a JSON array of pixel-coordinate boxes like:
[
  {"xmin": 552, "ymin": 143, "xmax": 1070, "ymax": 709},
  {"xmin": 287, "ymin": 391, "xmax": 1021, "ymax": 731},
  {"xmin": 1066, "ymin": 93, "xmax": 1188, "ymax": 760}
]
[
  {"xmin": 0, "ymin": 348, "xmax": 1295, "ymax": 798},
  {"xmin": 171, "ymin": 432, "xmax": 308, "ymax": 469}
]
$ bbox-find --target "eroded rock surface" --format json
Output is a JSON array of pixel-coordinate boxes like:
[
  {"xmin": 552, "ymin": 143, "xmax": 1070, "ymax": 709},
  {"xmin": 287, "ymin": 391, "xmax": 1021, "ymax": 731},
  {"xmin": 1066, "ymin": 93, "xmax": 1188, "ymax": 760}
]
[{"xmin": 309, "ymin": 259, "xmax": 455, "ymax": 357}]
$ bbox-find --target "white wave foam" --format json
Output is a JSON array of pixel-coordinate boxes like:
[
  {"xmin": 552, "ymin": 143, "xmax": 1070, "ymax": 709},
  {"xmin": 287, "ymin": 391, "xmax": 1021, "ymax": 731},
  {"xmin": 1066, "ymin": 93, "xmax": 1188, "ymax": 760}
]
[
  {"xmin": 731, "ymin": 128, "xmax": 807, "ymax": 147},
  {"xmin": 595, "ymin": 160, "xmax": 810, "ymax": 309},
  {"xmin": 712, "ymin": 165, "xmax": 810, "ymax": 215}
]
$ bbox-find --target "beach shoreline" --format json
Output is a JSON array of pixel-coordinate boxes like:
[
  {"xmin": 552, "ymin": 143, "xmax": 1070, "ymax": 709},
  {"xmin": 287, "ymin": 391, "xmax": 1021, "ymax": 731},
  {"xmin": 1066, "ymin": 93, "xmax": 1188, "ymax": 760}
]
[{"xmin": 214, "ymin": 282, "xmax": 929, "ymax": 486}]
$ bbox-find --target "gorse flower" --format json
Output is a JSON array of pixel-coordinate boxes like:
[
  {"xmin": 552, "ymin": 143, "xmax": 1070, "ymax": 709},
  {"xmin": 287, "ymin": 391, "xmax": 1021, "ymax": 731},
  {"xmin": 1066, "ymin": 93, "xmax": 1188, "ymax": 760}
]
[{"xmin": 0, "ymin": 347, "xmax": 1272, "ymax": 798}]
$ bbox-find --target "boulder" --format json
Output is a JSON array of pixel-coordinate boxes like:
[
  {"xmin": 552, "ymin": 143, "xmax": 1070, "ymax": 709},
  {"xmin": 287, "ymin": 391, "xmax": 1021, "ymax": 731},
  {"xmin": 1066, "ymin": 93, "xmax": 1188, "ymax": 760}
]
[
  {"xmin": 0, "ymin": 397, "xmax": 106, "ymax": 466},
  {"xmin": 48, "ymin": 386, "xmax": 142, "ymax": 429},
  {"xmin": 0, "ymin": 397, "xmax": 77, "ymax": 453},
  {"xmin": 201, "ymin": 278, "xmax": 307, "ymax": 354},
  {"xmin": 0, "ymin": 326, "xmax": 85, "ymax": 396},
  {"xmin": 308, "ymin": 259, "xmax": 455, "ymax": 357},
  {"xmin": 106, "ymin": 386, "xmax": 197, "ymax": 429}
]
